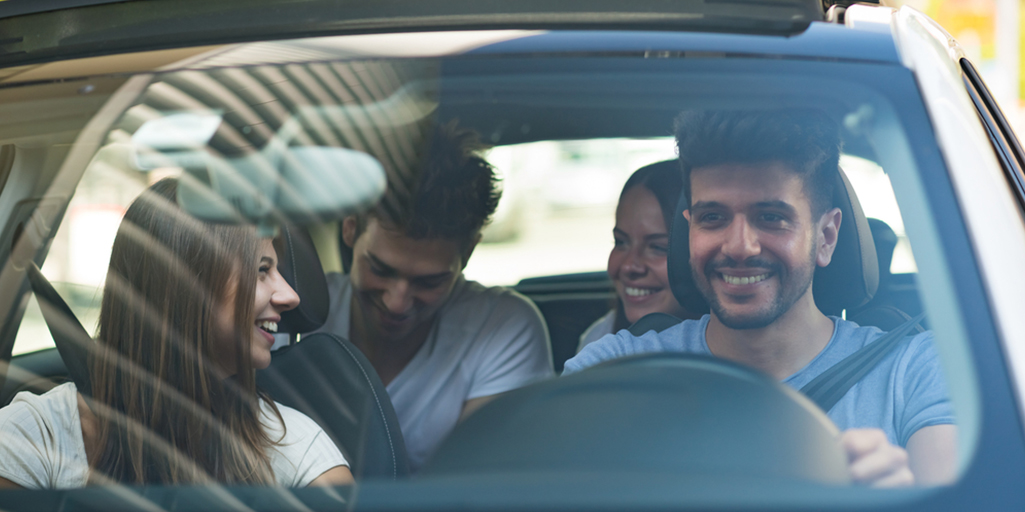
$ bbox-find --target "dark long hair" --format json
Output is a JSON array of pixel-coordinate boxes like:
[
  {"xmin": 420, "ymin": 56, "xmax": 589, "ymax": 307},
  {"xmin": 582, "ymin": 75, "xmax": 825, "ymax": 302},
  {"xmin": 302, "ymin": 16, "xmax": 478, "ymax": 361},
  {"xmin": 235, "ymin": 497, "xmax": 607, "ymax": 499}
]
[
  {"xmin": 89, "ymin": 178, "xmax": 281, "ymax": 485},
  {"xmin": 611, "ymin": 160, "xmax": 687, "ymax": 332}
]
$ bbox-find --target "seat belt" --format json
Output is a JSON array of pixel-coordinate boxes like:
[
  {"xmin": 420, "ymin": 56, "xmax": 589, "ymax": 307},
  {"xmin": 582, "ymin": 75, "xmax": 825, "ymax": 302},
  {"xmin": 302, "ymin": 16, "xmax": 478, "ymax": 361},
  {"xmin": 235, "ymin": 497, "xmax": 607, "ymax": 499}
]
[
  {"xmin": 25, "ymin": 262, "xmax": 93, "ymax": 397},
  {"xmin": 627, "ymin": 312, "xmax": 682, "ymax": 336},
  {"xmin": 800, "ymin": 312, "xmax": 926, "ymax": 413}
]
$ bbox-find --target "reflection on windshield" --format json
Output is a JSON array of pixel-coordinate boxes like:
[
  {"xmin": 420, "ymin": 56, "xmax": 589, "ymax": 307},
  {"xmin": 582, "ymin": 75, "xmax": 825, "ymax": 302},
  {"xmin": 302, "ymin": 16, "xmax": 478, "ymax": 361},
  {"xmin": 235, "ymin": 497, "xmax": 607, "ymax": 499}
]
[{"xmin": 0, "ymin": 43, "xmax": 969, "ymax": 502}]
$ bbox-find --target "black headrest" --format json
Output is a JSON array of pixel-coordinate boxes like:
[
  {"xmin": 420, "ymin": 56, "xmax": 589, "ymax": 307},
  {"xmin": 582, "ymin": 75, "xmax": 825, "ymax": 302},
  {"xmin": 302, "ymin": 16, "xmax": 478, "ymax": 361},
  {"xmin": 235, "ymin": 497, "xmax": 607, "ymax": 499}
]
[
  {"xmin": 274, "ymin": 224, "xmax": 330, "ymax": 334},
  {"xmin": 668, "ymin": 166, "xmax": 878, "ymax": 317},
  {"xmin": 866, "ymin": 218, "xmax": 897, "ymax": 286}
]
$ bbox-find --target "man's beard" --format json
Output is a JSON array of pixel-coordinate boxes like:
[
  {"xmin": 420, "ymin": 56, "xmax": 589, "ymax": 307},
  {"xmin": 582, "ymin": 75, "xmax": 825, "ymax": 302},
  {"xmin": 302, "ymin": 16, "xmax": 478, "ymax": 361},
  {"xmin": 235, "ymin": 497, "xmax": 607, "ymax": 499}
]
[{"xmin": 693, "ymin": 248, "xmax": 816, "ymax": 330}]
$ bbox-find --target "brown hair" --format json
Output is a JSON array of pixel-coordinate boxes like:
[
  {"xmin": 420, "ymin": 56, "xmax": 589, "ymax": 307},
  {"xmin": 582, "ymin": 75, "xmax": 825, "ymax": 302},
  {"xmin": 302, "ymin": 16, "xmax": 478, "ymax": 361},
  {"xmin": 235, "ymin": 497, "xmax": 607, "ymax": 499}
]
[
  {"xmin": 675, "ymin": 109, "xmax": 840, "ymax": 216},
  {"xmin": 88, "ymin": 178, "xmax": 282, "ymax": 485},
  {"xmin": 345, "ymin": 120, "xmax": 500, "ymax": 267}
]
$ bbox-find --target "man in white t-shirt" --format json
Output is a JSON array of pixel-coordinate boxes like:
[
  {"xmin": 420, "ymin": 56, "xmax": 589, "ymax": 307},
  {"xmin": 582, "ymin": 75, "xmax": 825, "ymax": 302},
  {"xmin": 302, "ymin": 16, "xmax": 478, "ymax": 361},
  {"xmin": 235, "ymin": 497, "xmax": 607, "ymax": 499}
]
[{"xmin": 316, "ymin": 122, "xmax": 554, "ymax": 471}]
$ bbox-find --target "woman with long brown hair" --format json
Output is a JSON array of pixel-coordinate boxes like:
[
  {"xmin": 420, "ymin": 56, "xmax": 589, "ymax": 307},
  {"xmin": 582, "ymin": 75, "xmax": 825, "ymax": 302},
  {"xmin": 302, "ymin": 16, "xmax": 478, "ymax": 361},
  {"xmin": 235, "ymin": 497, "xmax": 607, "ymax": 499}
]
[{"xmin": 0, "ymin": 178, "xmax": 352, "ymax": 488}]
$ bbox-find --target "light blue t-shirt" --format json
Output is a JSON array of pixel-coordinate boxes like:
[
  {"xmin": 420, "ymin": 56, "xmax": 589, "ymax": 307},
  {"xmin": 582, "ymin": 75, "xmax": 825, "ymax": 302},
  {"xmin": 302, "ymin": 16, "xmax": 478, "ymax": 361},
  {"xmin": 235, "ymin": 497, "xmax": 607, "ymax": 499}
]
[{"xmin": 563, "ymin": 315, "xmax": 954, "ymax": 447}]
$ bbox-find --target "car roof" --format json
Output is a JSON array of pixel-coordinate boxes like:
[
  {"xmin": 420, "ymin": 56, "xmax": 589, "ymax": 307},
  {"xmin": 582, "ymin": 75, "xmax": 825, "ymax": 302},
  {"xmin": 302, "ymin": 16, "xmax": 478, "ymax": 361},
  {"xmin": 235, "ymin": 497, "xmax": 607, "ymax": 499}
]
[
  {"xmin": 466, "ymin": 24, "xmax": 900, "ymax": 64},
  {"xmin": 0, "ymin": 0, "xmax": 878, "ymax": 69}
]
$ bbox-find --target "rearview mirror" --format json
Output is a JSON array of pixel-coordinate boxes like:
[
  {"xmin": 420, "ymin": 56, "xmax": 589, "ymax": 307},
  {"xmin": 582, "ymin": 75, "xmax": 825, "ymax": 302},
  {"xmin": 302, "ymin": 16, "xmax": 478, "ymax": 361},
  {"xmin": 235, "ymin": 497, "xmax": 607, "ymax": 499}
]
[{"xmin": 123, "ymin": 113, "xmax": 387, "ymax": 236}]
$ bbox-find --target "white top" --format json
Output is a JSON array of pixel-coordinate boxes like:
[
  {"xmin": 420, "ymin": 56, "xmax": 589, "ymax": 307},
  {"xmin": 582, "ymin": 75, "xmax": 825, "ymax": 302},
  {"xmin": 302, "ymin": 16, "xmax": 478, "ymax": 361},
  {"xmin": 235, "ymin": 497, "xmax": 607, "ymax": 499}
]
[
  {"xmin": 576, "ymin": 310, "xmax": 616, "ymax": 354},
  {"xmin": 317, "ymin": 273, "xmax": 554, "ymax": 471},
  {"xmin": 0, "ymin": 383, "xmax": 347, "ymax": 489}
]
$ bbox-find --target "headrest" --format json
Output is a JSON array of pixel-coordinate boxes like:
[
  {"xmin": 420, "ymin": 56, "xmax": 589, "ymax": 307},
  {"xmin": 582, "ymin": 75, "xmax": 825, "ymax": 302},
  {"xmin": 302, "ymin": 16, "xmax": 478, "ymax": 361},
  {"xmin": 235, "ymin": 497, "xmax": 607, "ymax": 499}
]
[
  {"xmin": 866, "ymin": 218, "xmax": 897, "ymax": 288},
  {"xmin": 274, "ymin": 224, "xmax": 330, "ymax": 334},
  {"xmin": 668, "ymin": 165, "xmax": 878, "ymax": 317}
]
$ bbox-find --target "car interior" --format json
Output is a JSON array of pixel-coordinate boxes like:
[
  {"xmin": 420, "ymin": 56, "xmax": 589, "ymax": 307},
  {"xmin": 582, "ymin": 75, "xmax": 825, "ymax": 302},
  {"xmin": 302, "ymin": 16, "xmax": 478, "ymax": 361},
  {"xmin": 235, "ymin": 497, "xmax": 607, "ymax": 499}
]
[
  {"xmin": 6, "ymin": 151, "xmax": 920, "ymax": 483},
  {"xmin": 0, "ymin": 33, "xmax": 949, "ymax": 494}
]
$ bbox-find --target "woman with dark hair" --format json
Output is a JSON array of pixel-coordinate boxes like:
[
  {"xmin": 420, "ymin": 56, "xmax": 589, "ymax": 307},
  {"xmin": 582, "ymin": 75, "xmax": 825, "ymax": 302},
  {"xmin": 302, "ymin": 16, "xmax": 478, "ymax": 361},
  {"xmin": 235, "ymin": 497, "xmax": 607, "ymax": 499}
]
[
  {"xmin": 0, "ymin": 178, "xmax": 352, "ymax": 488},
  {"xmin": 577, "ymin": 160, "xmax": 704, "ymax": 352}
]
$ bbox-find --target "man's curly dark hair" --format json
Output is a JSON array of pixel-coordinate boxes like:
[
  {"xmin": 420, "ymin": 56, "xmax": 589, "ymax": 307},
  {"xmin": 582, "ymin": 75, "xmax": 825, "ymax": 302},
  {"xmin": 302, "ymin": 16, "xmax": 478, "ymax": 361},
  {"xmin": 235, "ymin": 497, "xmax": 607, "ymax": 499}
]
[
  {"xmin": 674, "ymin": 109, "xmax": 841, "ymax": 216},
  {"xmin": 355, "ymin": 120, "xmax": 500, "ymax": 257}
]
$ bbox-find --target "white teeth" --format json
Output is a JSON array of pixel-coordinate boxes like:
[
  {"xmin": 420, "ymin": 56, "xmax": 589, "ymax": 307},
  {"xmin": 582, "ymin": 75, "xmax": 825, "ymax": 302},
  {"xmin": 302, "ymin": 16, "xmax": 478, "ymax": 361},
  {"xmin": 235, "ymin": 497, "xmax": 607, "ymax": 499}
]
[
  {"xmin": 259, "ymin": 321, "xmax": 278, "ymax": 333},
  {"xmin": 624, "ymin": 287, "xmax": 655, "ymax": 297},
  {"xmin": 722, "ymin": 273, "xmax": 769, "ymax": 285}
]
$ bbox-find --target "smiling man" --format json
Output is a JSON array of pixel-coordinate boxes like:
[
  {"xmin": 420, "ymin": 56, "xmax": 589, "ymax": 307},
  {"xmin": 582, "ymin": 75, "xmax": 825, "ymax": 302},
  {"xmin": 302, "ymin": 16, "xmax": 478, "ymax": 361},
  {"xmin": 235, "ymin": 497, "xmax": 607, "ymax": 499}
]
[
  {"xmin": 316, "ymin": 122, "xmax": 554, "ymax": 472},
  {"xmin": 563, "ymin": 110, "xmax": 956, "ymax": 487}
]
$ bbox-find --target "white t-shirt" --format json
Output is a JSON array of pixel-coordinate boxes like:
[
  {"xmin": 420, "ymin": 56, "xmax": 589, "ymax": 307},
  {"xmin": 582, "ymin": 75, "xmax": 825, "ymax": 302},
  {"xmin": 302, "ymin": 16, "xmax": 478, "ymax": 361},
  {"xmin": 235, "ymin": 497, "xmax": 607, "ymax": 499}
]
[
  {"xmin": 576, "ymin": 310, "xmax": 615, "ymax": 354},
  {"xmin": 0, "ymin": 383, "xmax": 347, "ymax": 489},
  {"xmin": 316, "ymin": 273, "xmax": 553, "ymax": 471}
]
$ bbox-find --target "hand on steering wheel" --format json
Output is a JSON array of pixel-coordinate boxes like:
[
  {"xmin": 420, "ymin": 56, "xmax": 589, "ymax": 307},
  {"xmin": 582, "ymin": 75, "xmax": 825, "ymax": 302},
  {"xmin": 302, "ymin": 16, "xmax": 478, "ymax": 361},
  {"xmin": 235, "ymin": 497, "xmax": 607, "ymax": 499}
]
[{"xmin": 841, "ymin": 428, "xmax": 915, "ymax": 487}]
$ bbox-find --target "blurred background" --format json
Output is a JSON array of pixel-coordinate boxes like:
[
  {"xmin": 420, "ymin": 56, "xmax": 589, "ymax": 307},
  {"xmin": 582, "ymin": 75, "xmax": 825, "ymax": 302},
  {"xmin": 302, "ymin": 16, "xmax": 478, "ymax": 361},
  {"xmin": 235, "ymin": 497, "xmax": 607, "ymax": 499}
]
[{"xmin": 888, "ymin": 0, "xmax": 1025, "ymax": 129}]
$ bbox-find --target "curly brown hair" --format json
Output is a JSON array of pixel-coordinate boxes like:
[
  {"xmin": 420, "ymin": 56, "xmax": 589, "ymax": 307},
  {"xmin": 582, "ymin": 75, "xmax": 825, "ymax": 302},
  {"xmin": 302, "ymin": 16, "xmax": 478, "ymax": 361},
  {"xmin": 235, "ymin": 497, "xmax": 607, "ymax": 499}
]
[
  {"xmin": 353, "ymin": 120, "xmax": 501, "ymax": 257},
  {"xmin": 674, "ymin": 109, "xmax": 841, "ymax": 216}
]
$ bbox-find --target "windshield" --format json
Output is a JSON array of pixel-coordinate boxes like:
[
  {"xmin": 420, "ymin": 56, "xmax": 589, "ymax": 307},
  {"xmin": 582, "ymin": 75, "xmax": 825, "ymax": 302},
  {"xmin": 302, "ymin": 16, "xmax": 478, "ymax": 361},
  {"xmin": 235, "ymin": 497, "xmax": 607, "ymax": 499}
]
[{"xmin": 0, "ymin": 29, "xmax": 979, "ymax": 509}]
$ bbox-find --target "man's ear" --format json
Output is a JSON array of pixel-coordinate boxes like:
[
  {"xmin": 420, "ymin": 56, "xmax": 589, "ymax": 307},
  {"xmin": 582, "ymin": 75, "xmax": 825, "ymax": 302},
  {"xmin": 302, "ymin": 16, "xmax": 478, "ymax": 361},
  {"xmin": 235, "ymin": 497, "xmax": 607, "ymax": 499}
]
[
  {"xmin": 816, "ymin": 207, "xmax": 842, "ymax": 267},
  {"xmin": 461, "ymin": 233, "xmax": 482, "ymax": 269},
  {"xmin": 682, "ymin": 209, "xmax": 691, "ymax": 222},
  {"xmin": 341, "ymin": 216, "xmax": 359, "ymax": 248}
]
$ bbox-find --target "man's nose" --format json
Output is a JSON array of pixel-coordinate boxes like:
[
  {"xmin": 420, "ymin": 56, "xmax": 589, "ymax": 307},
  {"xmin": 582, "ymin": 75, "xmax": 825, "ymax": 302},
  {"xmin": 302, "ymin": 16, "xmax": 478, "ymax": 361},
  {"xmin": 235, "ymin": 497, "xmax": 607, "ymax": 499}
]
[
  {"xmin": 721, "ymin": 218, "xmax": 760, "ymax": 261},
  {"xmin": 382, "ymin": 280, "xmax": 413, "ymax": 314}
]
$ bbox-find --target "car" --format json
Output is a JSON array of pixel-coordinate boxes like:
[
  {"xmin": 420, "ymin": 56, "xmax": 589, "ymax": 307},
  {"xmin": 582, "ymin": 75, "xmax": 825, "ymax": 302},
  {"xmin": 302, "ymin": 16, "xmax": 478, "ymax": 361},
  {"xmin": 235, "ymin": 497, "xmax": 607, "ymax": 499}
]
[{"xmin": 1, "ymin": 0, "xmax": 1025, "ymax": 509}]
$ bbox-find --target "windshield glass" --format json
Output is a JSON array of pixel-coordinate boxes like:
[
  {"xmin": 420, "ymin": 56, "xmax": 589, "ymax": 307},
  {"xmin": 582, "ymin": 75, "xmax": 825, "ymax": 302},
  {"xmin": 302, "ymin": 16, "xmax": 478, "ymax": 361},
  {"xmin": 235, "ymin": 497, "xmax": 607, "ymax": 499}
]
[{"xmin": 0, "ymin": 29, "xmax": 977, "ymax": 508}]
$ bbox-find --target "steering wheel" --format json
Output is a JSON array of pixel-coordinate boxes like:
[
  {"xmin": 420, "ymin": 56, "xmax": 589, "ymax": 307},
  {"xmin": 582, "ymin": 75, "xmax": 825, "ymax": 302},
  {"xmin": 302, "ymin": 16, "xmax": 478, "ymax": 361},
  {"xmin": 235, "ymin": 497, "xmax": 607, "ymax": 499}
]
[{"xmin": 422, "ymin": 353, "xmax": 851, "ymax": 484}]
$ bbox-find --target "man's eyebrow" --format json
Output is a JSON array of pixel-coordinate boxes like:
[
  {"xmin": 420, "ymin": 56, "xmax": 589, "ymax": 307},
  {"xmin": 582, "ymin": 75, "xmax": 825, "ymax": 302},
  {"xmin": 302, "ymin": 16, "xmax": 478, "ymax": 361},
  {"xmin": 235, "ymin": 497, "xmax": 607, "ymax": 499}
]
[
  {"xmin": 366, "ymin": 252, "xmax": 453, "ymax": 280},
  {"xmin": 366, "ymin": 252, "xmax": 397, "ymax": 274},
  {"xmin": 689, "ymin": 201, "xmax": 726, "ymax": 210},
  {"xmin": 689, "ymin": 200, "xmax": 798, "ymax": 214},
  {"xmin": 644, "ymin": 233, "xmax": 670, "ymax": 241},
  {"xmin": 413, "ymin": 270, "xmax": 455, "ymax": 282},
  {"xmin": 754, "ymin": 200, "xmax": 798, "ymax": 214}
]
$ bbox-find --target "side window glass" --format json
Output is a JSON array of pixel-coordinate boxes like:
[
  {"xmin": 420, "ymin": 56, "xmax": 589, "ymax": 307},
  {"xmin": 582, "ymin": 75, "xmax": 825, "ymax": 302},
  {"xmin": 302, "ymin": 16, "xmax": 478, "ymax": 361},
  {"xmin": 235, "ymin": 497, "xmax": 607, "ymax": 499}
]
[
  {"xmin": 840, "ymin": 155, "xmax": 917, "ymax": 274},
  {"xmin": 11, "ymin": 166, "xmax": 155, "ymax": 356}
]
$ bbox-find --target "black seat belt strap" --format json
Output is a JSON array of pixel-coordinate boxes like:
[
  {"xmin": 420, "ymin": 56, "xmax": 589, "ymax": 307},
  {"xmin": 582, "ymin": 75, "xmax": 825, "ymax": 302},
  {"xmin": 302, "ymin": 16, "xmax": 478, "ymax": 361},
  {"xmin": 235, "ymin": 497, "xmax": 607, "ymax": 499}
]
[
  {"xmin": 25, "ymin": 262, "xmax": 93, "ymax": 397},
  {"xmin": 627, "ymin": 313, "xmax": 682, "ymax": 336},
  {"xmin": 800, "ymin": 313, "xmax": 926, "ymax": 413}
]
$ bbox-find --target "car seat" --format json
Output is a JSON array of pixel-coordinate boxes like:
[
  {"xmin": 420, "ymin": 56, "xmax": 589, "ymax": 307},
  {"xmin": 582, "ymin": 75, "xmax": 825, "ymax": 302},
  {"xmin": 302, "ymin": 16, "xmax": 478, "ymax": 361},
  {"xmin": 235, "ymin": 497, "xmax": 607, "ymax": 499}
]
[
  {"xmin": 847, "ymin": 218, "xmax": 926, "ymax": 332},
  {"xmin": 514, "ymin": 272, "xmax": 615, "ymax": 373},
  {"xmin": 257, "ymin": 224, "xmax": 410, "ymax": 479}
]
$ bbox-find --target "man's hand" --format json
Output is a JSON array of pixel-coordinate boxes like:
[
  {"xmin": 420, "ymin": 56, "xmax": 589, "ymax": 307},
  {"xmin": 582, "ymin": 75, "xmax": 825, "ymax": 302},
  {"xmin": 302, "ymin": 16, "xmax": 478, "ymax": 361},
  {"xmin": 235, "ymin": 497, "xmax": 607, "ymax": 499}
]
[{"xmin": 840, "ymin": 428, "xmax": 914, "ymax": 487}]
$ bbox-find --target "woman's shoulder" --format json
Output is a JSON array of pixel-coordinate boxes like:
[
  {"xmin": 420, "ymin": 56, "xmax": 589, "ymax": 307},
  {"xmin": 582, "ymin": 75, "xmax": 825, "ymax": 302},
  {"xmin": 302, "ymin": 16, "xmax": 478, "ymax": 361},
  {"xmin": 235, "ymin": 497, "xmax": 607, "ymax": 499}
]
[
  {"xmin": 259, "ymin": 398, "xmax": 322, "ymax": 442},
  {"xmin": 2, "ymin": 382, "xmax": 79, "ymax": 424},
  {"xmin": 259, "ymin": 398, "xmax": 348, "ymax": 486},
  {"xmin": 0, "ymin": 382, "xmax": 88, "ymax": 489}
]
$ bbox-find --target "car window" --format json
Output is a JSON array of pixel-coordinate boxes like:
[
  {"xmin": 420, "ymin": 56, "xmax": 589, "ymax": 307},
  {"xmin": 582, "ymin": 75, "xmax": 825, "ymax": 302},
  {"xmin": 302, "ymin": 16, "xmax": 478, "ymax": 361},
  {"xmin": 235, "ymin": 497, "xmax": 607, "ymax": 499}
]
[
  {"xmin": 0, "ymin": 30, "xmax": 983, "ymax": 505},
  {"xmin": 466, "ymin": 143, "xmax": 915, "ymax": 286}
]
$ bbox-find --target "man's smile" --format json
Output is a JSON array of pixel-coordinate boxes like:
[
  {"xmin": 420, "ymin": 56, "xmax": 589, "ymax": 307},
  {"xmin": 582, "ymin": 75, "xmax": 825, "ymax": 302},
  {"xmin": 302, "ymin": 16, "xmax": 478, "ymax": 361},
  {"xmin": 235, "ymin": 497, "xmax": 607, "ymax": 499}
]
[{"xmin": 720, "ymin": 273, "xmax": 770, "ymax": 286}]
